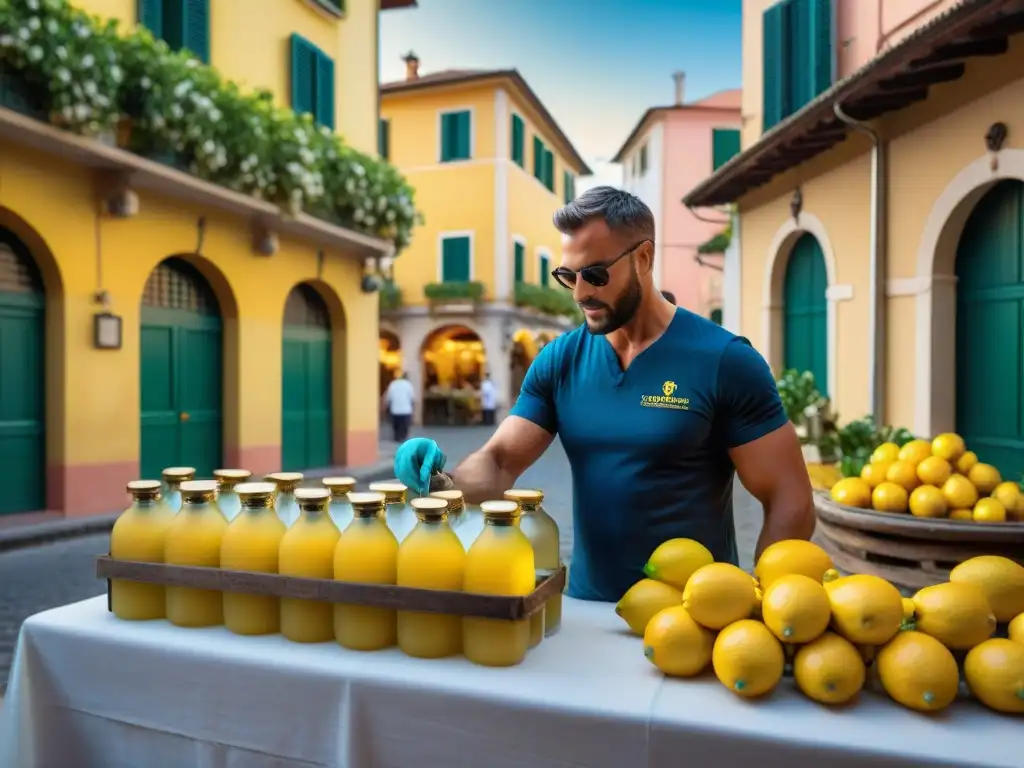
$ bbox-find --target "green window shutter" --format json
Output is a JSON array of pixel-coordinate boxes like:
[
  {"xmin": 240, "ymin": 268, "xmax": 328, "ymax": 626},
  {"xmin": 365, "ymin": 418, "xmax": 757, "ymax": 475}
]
[
  {"xmin": 441, "ymin": 236, "xmax": 471, "ymax": 282},
  {"xmin": 563, "ymin": 171, "xmax": 575, "ymax": 203},
  {"xmin": 440, "ymin": 113, "xmax": 455, "ymax": 161},
  {"xmin": 809, "ymin": 0, "xmax": 834, "ymax": 98},
  {"xmin": 182, "ymin": 0, "xmax": 209, "ymax": 63},
  {"xmin": 314, "ymin": 50, "xmax": 335, "ymax": 129},
  {"xmin": 138, "ymin": 0, "xmax": 163, "ymax": 37},
  {"xmin": 514, "ymin": 241, "xmax": 525, "ymax": 282},
  {"xmin": 456, "ymin": 111, "xmax": 471, "ymax": 159},
  {"xmin": 639, "ymin": 145, "xmax": 648, "ymax": 174},
  {"xmin": 711, "ymin": 128, "xmax": 741, "ymax": 170},
  {"xmin": 290, "ymin": 35, "xmax": 315, "ymax": 117},
  {"xmin": 762, "ymin": 1, "xmax": 788, "ymax": 130},
  {"xmin": 378, "ymin": 118, "xmax": 390, "ymax": 159},
  {"xmin": 533, "ymin": 136, "xmax": 544, "ymax": 180},
  {"xmin": 543, "ymin": 149, "xmax": 555, "ymax": 191},
  {"xmin": 441, "ymin": 111, "xmax": 470, "ymax": 161},
  {"xmin": 511, "ymin": 114, "xmax": 524, "ymax": 166},
  {"xmin": 539, "ymin": 254, "xmax": 550, "ymax": 287}
]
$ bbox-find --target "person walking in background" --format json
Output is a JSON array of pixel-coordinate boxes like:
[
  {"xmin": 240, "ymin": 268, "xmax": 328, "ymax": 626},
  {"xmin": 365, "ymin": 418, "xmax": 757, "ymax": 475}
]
[
  {"xmin": 660, "ymin": 289, "xmax": 676, "ymax": 305},
  {"xmin": 384, "ymin": 371, "xmax": 415, "ymax": 443},
  {"xmin": 479, "ymin": 373, "xmax": 497, "ymax": 426}
]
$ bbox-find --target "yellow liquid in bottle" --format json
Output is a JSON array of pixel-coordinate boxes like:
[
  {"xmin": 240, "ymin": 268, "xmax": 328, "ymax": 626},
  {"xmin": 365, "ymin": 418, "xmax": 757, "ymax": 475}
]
[
  {"xmin": 397, "ymin": 519, "xmax": 466, "ymax": 658},
  {"xmin": 334, "ymin": 514, "xmax": 398, "ymax": 651},
  {"xmin": 220, "ymin": 506, "xmax": 285, "ymax": 636},
  {"xmin": 164, "ymin": 496, "xmax": 228, "ymax": 627},
  {"xmin": 463, "ymin": 522, "xmax": 536, "ymax": 667},
  {"xmin": 519, "ymin": 506, "xmax": 562, "ymax": 639},
  {"xmin": 110, "ymin": 490, "xmax": 174, "ymax": 620},
  {"xmin": 279, "ymin": 508, "xmax": 340, "ymax": 642}
]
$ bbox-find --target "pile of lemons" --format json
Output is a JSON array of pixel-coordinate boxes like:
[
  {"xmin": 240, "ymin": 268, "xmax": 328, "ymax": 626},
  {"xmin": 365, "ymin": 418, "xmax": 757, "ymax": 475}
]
[
  {"xmin": 616, "ymin": 538, "xmax": 1024, "ymax": 714},
  {"xmin": 830, "ymin": 433, "xmax": 1022, "ymax": 522}
]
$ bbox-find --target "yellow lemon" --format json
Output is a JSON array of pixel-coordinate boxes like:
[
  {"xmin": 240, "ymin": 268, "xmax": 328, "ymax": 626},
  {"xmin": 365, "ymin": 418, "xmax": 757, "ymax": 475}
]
[
  {"xmin": 955, "ymin": 450, "xmax": 978, "ymax": 475},
  {"xmin": 824, "ymin": 574, "xmax": 904, "ymax": 645},
  {"xmin": 859, "ymin": 461, "xmax": 893, "ymax": 490},
  {"xmin": 870, "ymin": 442, "xmax": 901, "ymax": 465},
  {"xmin": 941, "ymin": 474, "xmax": 978, "ymax": 510},
  {"xmin": 877, "ymin": 631, "xmax": 959, "ymax": 713},
  {"xmin": 968, "ymin": 463, "xmax": 1002, "ymax": 495},
  {"xmin": 830, "ymin": 477, "xmax": 872, "ymax": 508},
  {"xmin": 642, "ymin": 605, "xmax": 714, "ymax": 678},
  {"xmin": 885, "ymin": 460, "xmax": 920, "ymax": 493},
  {"xmin": 643, "ymin": 538, "xmax": 714, "ymax": 592},
  {"xmin": 901, "ymin": 597, "xmax": 915, "ymax": 621},
  {"xmin": 898, "ymin": 439, "xmax": 933, "ymax": 467},
  {"xmin": 949, "ymin": 556, "xmax": 1024, "ymax": 622},
  {"xmin": 973, "ymin": 497, "xmax": 1007, "ymax": 523},
  {"xmin": 963, "ymin": 639, "xmax": 1024, "ymax": 714},
  {"xmin": 712, "ymin": 619, "xmax": 785, "ymax": 699},
  {"xmin": 754, "ymin": 540, "xmax": 834, "ymax": 590},
  {"xmin": 912, "ymin": 582, "xmax": 997, "ymax": 649},
  {"xmin": 948, "ymin": 508, "xmax": 974, "ymax": 521},
  {"xmin": 761, "ymin": 574, "xmax": 832, "ymax": 644},
  {"xmin": 916, "ymin": 456, "xmax": 952, "ymax": 487},
  {"xmin": 991, "ymin": 481, "xmax": 1022, "ymax": 514},
  {"xmin": 1009, "ymin": 613, "xmax": 1024, "ymax": 645},
  {"xmin": 681, "ymin": 563, "xmax": 759, "ymax": 630},
  {"xmin": 793, "ymin": 632, "xmax": 866, "ymax": 705},
  {"xmin": 615, "ymin": 579, "xmax": 682, "ymax": 636},
  {"xmin": 871, "ymin": 482, "xmax": 908, "ymax": 513},
  {"xmin": 908, "ymin": 485, "xmax": 947, "ymax": 519},
  {"xmin": 930, "ymin": 433, "xmax": 965, "ymax": 462}
]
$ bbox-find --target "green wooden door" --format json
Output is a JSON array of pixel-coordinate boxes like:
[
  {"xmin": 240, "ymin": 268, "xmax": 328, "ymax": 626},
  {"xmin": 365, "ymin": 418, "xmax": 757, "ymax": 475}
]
[
  {"xmin": 281, "ymin": 284, "xmax": 332, "ymax": 471},
  {"xmin": 783, "ymin": 233, "xmax": 828, "ymax": 394},
  {"xmin": 140, "ymin": 258, "xmax": 222, "ymax": 480},
  {"xmin": 0, "ymin": 230, "xmax": 45, "ymax": 514},
  {"xmin": 955, "ymin": 180, "xmax": 1024, "ymax": 480}
]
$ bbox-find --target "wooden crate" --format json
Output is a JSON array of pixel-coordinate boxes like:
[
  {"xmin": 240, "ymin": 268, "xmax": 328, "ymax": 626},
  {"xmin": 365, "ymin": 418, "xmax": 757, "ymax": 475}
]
[
  {"xmin": 96, "ymin": 556, "xmax": 566, "ymax": 621},
  {"xmin": 813, "ymin": 492, "xmax": 1024, "ymax": 592}
]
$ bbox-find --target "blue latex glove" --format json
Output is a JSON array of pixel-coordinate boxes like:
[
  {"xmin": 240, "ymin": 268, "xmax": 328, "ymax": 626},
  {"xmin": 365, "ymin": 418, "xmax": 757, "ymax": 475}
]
[{"xmin": 393, "ymin": 438, "xmax": 447, "ymax": 496}]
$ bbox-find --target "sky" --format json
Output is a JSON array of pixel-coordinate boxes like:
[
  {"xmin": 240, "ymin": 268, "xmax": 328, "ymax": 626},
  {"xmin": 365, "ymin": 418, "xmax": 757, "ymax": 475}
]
[{"xmin": 380, "ymin": 0, "xmax": 743, "ymax": 189}]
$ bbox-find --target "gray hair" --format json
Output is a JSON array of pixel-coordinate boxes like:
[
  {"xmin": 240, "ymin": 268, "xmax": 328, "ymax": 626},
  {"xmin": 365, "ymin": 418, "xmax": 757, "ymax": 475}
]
[{"xmin": 553, "ymin": 186, "xmax": 655, "ymax": 243}]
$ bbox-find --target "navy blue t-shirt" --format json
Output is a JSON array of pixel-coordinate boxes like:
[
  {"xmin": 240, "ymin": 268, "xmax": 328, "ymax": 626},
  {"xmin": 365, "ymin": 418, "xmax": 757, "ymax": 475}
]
[{"xmin": 510, "ymin": 308, "xmax": 788, "ymax": 603}]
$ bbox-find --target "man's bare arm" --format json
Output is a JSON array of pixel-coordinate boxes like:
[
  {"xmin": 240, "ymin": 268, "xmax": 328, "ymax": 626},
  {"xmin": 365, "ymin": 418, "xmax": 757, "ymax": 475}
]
[
  {"xmin": 729, "ymin": 421, "xmax": 815, "ymax": 561},
  {"xmin": 450, "ymin": 416, "xmax": 554, "ymax": 504}
]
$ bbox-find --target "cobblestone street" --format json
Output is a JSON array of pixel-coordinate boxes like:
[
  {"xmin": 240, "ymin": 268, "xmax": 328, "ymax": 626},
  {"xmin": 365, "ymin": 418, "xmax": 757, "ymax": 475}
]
[{"xmin": 0, "ymin": 423, "xmax": 765, "ymax": 694}]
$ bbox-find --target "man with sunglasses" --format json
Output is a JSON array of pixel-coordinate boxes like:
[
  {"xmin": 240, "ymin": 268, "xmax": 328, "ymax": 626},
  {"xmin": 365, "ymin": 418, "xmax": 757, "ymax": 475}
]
[{"xmin": 394, "ymin": 186, "xmax": 814, "ymax": 603}]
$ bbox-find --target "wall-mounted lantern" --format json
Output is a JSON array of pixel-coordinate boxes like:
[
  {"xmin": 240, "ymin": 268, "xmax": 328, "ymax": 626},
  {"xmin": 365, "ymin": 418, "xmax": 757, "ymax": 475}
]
[{"xmin": 93, "ymin": 311, "xmax": 123, "ymax": 350}]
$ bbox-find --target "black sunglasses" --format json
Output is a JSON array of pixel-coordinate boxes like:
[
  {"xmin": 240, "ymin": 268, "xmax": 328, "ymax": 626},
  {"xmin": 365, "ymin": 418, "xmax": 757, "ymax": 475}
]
[{"xmin": 551, "ymin": 240, "xmax": 651, "ymax": 289}]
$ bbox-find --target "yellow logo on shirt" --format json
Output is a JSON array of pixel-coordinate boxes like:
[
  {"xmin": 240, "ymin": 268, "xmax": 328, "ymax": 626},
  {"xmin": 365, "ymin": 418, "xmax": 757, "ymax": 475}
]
[{"xmin": 641, "ymin": 381, "xmax": 690, "ymax": 410}]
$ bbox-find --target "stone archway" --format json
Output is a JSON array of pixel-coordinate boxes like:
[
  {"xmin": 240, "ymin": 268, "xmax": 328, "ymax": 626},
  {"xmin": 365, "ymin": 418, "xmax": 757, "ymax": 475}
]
[
  {"xmin": 419, "ymin": 324, "xmax": 487, "ymax": 426},
  {"xmin": 762, "ymin": 212, "xmax": 840, "ymax": 401},
  {"xmin": 912, "ymin": 149, "xmax": 1024, "ymax": 439}
]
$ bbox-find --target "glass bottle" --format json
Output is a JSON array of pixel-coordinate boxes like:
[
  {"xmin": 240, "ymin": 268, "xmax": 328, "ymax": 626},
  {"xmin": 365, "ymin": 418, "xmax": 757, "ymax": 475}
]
[
  {"xmin": 164, "ymin": 480, "xmax": 228, "ymax": 627},
  {"xmin": 322, "ymin": 476, "xmax": 357, "ymax": 531},
  {"xmin": 266, "ymin": 471, "xmax": 303, "ymax": 528},
  {"xmin": 368, "ymin": 480, "xmax": 416, "ymax": 542},
  {"xmin": 221, "ymin": 482, "xmax": 285, "ymax": 636},
  {"xmin": 110, "ymin": 479, "xmax": 175, "ymax": 620},
  {"xmin": 505, "ymin": 488, "xmax": 562, "ymax": 639},
  {"xmin": 280, "ymin": 487, "xmax": 340, "ymax": 643},
  {"xmin": 334, "ymin": 492, "xmax": 399, "ymax": 651},
  {"xmin": 431, "ymin": 489, "xmax": 473, "ymax": 551},
  {"xmin": 213, "ymin": 469, "xmax": 252, "ymax": 521},
  {"xmin": 161, "ymin": 466, "xmax": 196, "ymax": 513},
  {"xmin": 397, "ymin": 497, "xmax": 466, "ymax": 659},
  {"xmin": 463, "ymin": 500, "xmax": 536, "ymax": 667}
]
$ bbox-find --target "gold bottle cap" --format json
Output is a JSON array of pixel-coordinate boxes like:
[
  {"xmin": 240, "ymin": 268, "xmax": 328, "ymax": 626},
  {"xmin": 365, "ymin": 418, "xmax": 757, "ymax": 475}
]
[
  {"xmin": 162, "ymin": 466, "xmax": 196, "ymax": 480},
  {"xmin": 235, "ymin": 481, "xmax": 277, "ymax": 499},
  {"xmin": 127, "ymin": 479, "xmax": 161, "ymax": 496},
  {"xmin": 266, "ymin": 472, "xmax": 303, "ymax": 483},
  {"xmin": 369, "ymin": 480, "xmax": 407, "ymax": 505},
  {"xmin": 348, "ymin": 491, "xmax": 386, "ymax": 517},
  {"xmin": 295, "ymin": 487, "xmax": 331, "ymax": 507},
  {"xmin": 430, "ymin": 489, "xmax": 465, "ymax": 514},
  {"xmin": 480, "ymin": 499, "xmax": 520, "ymax": 522},
  {"xmin": 410, "ymin": 497, "xmax": 448, "ymax": 521},
  {"xmin": 179, "ymin": 479, "xmax": 218, "ymax": 501},
  {"xmin": 214, "ymin": 469, "xmax": 252, "ymax": 486},
  {"xmin": 504, "ymin": 489, "xmax": 544, "ymax": 507},
  {"xmin": 323, "ymin": 476, "xmax": 357, "ymax": 497}
]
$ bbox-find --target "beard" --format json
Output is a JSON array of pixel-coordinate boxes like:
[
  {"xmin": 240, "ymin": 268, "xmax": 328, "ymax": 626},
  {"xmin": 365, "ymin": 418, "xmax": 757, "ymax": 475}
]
[{"xmin": 580, "ymin": 267, "xmax": 643, "ymax": 335}]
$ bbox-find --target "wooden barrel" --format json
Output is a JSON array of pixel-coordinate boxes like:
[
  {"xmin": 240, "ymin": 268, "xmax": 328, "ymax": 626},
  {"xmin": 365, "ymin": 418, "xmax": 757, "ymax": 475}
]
[{"xmin": 813, "ymin": 492, "xmax": 1024, "ymax": 592}]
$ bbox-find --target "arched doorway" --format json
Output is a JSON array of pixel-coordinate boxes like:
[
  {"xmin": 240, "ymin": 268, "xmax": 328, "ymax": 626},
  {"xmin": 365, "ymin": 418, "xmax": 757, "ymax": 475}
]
[
  {"xmin": 421, "ymin": 325, "xmax": 486, "ymax": 426},
  {"xmin": 140, "ymin": 257, "xmax": 223, "ymax": 479},
  {"xmin": 509, "ymin": 329, "xmax": 538, "ymax": 402},
  {"xmin": 954, "ymin": 179, "xmax": 1024, "ymax": 479},
  {"xmin": 782, "ymin": 233, "xmax": 828, "ymax": 394},
  {"xmin": 281, "ymin": 284, "xmax": 332, "ymax": 471},
  {"xmin": 379, "ymin": 330, "xmax": 401, "ymax": 400},
  {"xmin": 0, "ymin": 227, "xmax": 45, "ymax": 514}
]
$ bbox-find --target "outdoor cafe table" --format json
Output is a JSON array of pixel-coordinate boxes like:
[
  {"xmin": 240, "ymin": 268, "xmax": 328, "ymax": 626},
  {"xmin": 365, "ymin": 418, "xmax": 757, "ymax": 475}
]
[{"xmin": 0, "ymin": 596, "xmax": 1019, "ymax": 768}]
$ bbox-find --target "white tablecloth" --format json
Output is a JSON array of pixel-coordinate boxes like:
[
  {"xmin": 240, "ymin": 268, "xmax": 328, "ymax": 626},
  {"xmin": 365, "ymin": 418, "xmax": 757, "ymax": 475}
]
[{"xmin": 0, "ymin": 596, "xmax": 1018, "ymax": 768}]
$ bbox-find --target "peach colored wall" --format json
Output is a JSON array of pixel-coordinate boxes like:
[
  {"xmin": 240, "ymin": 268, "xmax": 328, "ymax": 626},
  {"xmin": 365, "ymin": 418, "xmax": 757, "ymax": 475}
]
[{"xmin": 661, "ymin": 107, "xmax": 741, "ymax": 315}]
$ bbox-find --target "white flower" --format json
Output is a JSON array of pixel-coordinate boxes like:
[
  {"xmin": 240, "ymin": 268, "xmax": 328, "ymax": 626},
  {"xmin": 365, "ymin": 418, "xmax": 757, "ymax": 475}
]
[
  {"xmin": 56, "ymin": 68, "xmax": 70, "ymax": 83},
  {"xmin": 27, "ymin": 0, "xmax": 40, "ymax": 10},
  {"xmin": 83, "ymin": 81, "xmax": 97, "ymax": 96},
  {"xmin": 174, "ymin": 81, "xmax": 191, "ymax": 98},
  {"xmin": 74, "ymin": 23, "xmax": 91, "ymax": 39},
  {"xmin": 140, "ymin": 76, "xmax": 151, "ymax": 89},
  {"xmin": 26, "ymin": 45, "xmax": 43, "ymax": 62},
  {"xmin": 109, "ymin": 65, "xmax": 122, "ymax": 82},
  {"xmin": 27, "ymin": 17, "xmax": 40, "ymax": 31},
  {"xmin": 55, "ymin": 45, "xmax": 67, "ymax": 59},
  {"xmin": 44, "ymin": 19, "xmax": 58, "ymax": 34},
  {"xmin": 202, "ymin": 140, "xmax": 215, "ymax": 155},
  {"xmin": 18, "ymin": 28, "xmax": 31, "ymax": 42}
]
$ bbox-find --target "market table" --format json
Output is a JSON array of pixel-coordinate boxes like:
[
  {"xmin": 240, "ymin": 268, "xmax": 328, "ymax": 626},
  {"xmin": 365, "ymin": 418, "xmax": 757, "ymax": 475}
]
[{"xmin": 0, "ymin": 596, "xmax": 1018, "ymax": 768}]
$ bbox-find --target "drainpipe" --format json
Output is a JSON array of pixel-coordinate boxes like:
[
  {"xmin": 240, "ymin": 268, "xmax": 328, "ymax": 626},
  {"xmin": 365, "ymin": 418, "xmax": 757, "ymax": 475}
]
[{"xmin": 833, "ymin": 102, "xmax": 886, "ymax": 423}]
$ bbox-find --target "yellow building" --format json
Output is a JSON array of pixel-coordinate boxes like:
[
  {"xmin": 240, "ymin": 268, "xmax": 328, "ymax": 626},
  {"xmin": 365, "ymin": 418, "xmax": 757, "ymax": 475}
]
[
  {"xmin": 0, "ymin": 0, "xmax": 417, "ymax": 517},
  {"xmin": 684, "ymin": 0, "xmax": 1024, "ymax": 481},
  {"xmin": 378, "ymin": 55, "xmax": 591, "ymax": 424}
]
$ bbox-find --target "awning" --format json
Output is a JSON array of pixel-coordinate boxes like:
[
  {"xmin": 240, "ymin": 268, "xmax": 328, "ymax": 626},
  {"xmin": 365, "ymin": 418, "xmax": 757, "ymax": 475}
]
[{"xmin": 683, "ymin": 0, "xmax": 1024, "ymax": 208}]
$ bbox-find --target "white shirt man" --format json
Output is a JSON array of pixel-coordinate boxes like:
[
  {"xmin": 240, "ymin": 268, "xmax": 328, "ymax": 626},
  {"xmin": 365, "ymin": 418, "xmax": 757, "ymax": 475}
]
[
  {"xmin": 385, "ymin": 375, "xmax": 415, "ymax": 442},
  {"xmin": 479, "ymin": 375, "xmax": 497, "ymax": 426}
]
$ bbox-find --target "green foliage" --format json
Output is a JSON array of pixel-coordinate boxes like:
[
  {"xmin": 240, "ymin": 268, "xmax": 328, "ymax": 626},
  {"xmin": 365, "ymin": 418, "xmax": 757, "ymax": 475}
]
[
  {"xmin": 835, "ymin": 416, "xmax": 915, "ymax": 478},
  {"xmin": 514, "ymin": 281, "xmax": 581, "ymax": 321},
  {"xmin": 423, "ymin": 281, "xmax": 486, "ymax": 301},
  {"xmin": 379, "ymin": 280, "xmax": 401, "ymax": 311}
]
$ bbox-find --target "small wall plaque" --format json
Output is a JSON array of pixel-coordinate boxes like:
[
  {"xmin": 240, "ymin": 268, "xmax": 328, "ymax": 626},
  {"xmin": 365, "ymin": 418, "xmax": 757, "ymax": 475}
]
[{"xmin": 93, "ymin": 312, "xmax": 123, "ymax": 350}]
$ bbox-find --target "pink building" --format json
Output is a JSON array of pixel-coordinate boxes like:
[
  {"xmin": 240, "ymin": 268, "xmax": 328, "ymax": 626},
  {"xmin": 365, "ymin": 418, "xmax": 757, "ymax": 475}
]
[{"xmin": 613, "ymin": 75, "xmax": 741, "ymax": 320}]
